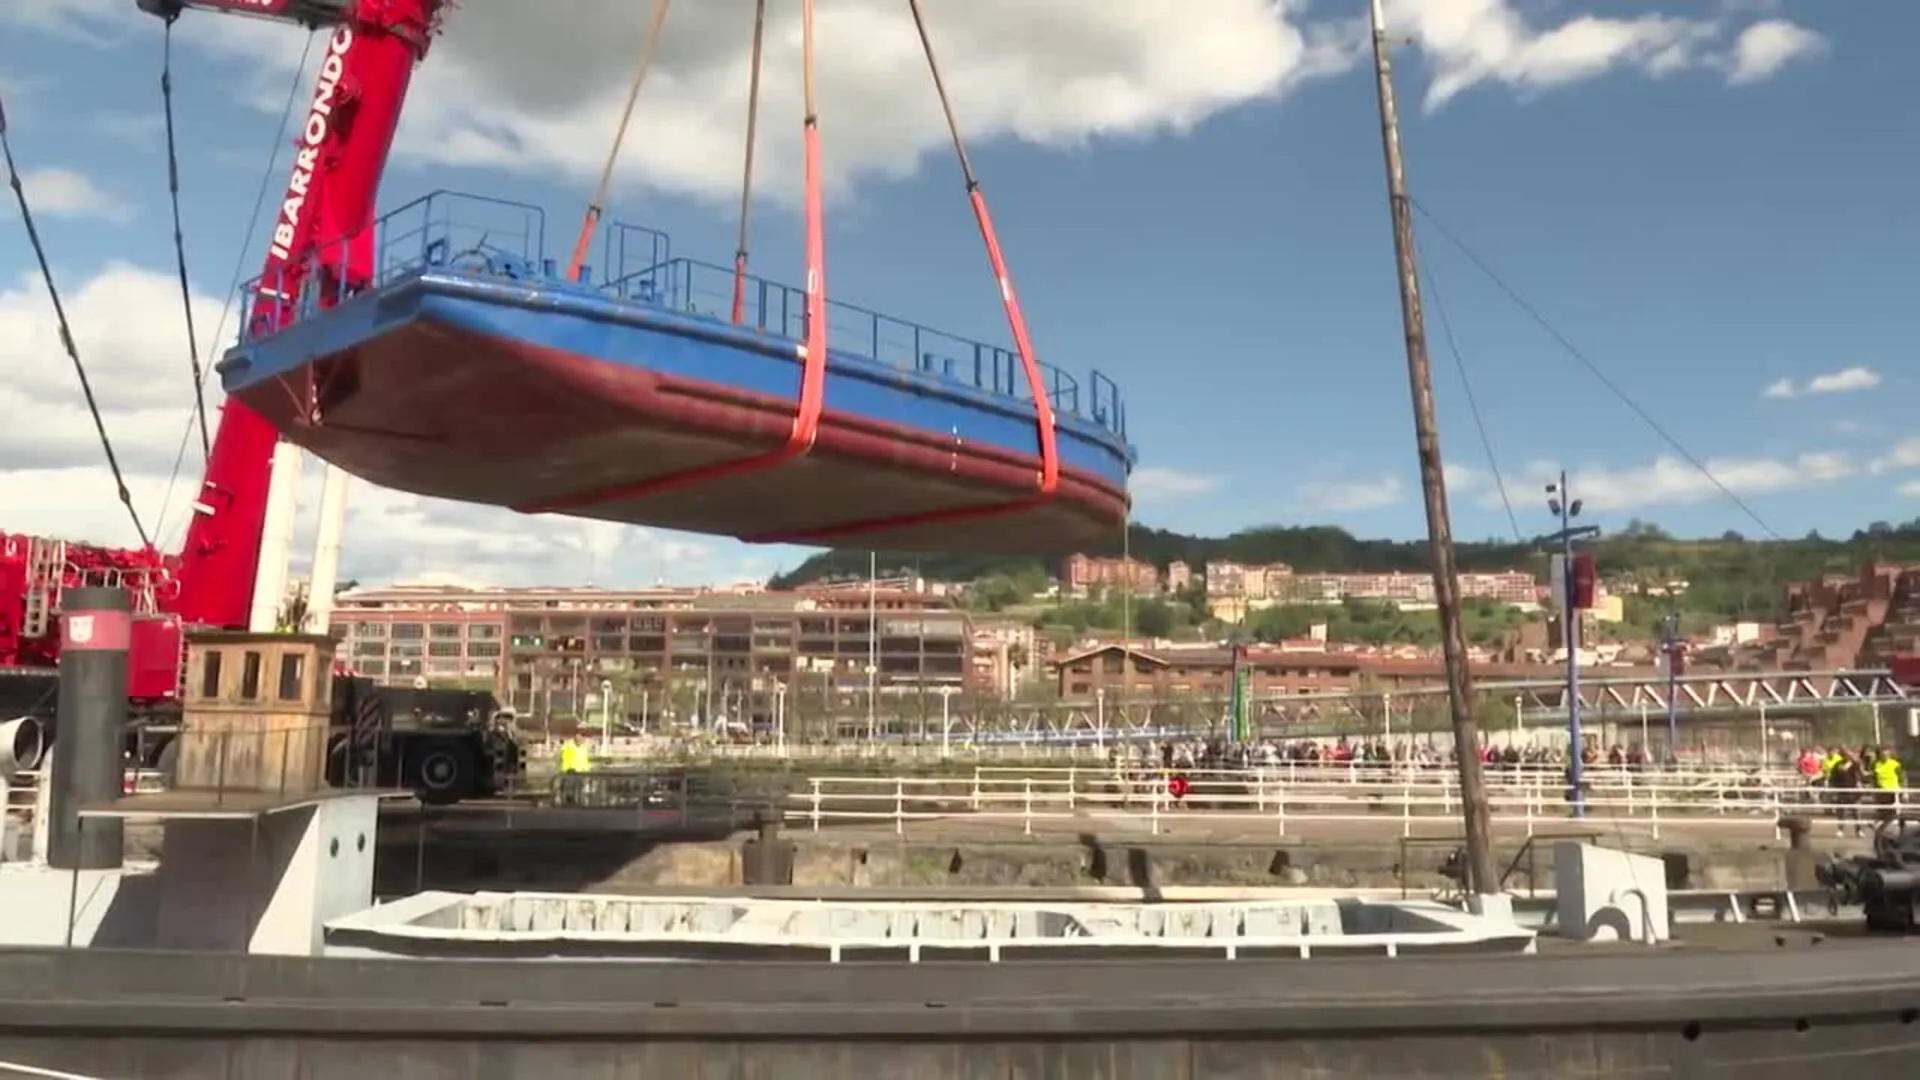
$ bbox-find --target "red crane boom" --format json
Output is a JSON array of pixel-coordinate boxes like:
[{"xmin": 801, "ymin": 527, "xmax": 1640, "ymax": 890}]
[{"xmin": 3, "ymin": 0, "xmax": 443, "ymax": 705}]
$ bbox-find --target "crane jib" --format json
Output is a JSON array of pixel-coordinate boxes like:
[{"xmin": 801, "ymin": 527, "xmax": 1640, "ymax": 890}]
[{"xmin": 267, "ymin": 25, "xmax": 352, "ymax": 262}]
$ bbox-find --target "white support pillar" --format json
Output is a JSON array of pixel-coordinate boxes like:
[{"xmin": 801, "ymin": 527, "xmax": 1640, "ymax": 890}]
[
  {"xmin": 249, "ymin": 439, "xmax": 305, "ymax": 632},
  {"xmin": 303, "ymin": 464, "xmax": 351, "ymax": 634}
]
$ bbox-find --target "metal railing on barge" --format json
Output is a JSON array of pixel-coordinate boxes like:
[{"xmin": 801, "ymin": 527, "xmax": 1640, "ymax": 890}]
[{"xmin": 234, "ymin": 189, "xmax": 1129, "ymax": 444}]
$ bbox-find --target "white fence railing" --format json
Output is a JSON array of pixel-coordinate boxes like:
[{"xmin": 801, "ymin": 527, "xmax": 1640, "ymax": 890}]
[{"xmin": 792, "ymin": 765, "xmax": 1907, "ymax": 840}]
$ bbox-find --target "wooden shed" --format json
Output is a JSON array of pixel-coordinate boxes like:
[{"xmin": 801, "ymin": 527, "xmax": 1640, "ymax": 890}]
[{"xmin": 174, "ymin": 630, "xmax": 337, "ymax": 798}]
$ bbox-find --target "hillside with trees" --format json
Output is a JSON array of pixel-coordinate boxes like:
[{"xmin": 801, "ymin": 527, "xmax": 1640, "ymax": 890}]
[{"xmin": 769, "ymin": 517, "xmax": 1920, "ymax": 624}]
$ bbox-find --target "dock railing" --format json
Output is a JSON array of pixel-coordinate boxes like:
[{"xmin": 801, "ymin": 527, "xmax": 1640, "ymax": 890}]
[{"xmin": 791, "ymin": 764, "xmax": 1906, "ymax": 840}]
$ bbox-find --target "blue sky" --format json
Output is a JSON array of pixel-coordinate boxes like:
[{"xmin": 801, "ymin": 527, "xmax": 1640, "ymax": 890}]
[{"xmin": 1, "ymin": 0, "xmax": 1911, "ymax": 587}]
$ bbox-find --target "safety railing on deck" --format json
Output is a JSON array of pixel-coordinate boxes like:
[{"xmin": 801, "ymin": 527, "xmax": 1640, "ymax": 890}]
[
  {"xmin": 606, "ymin": 254, "xmax": 1098, "ymax": 429},
  {"xmin": 233, "ymin": 190, "xmax": 1129, "ymax": 444},
  {"xmin": 791, "ymin": 766, "xmax": 1903, "ymax": 840}
]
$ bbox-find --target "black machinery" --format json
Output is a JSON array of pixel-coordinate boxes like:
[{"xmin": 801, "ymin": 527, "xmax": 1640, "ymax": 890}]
[{"xmin": 1816, "ymin": 821, "xmax": 1920, "ymax": 933}]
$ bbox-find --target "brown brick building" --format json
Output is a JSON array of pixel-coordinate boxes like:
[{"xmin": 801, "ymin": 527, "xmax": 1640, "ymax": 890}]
[{"xmin": 1749, "ymin": 563, "xmax": 1920, "ymax": 670}]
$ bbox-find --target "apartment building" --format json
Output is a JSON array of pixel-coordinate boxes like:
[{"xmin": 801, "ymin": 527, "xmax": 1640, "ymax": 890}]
[
  {"xmin": 1063, "ymin": 554, "xmax": 1160, "ymax": 595},
  {"xmin": 1166, "ymin": 560, "xmax": 1194, "ymax": 592},
  {"xmin": 1199, "ymin": 563, "xmax": 1538, "ymax": 611},
  {"xmin": 331, "ymin": 584, "xmax": 976, "ymax": 720},
  {"xmin": 1203, "ymin": 560, "xmax": 1291, "ymax": 600},
  {"xmin": 1749, "ymin": 563, "xmax": 1920, "ymax": 670}
]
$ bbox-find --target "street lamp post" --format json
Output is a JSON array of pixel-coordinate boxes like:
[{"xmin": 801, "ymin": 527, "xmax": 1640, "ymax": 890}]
[
  {"xmin": 598, "ymin": 678, "xmax": 613, "ymax": 758},
  {"xmin": 1660, "ymin": 613, "xmax": 1682, "ymax": 762},
  {"xmin": 773, "ymin": 680, "xmax": 787, "ymax": 753},
  {"xmin": 939, "ymin": 685, "xmax": 956, "ymax": 758},
  {"xmin": 1095, "ymin": 687, "xmax": 1107, "ymax": 754},
  {"xmin": 1546, "ymin": 471, "xmax": 1600, "ymax": 817}
]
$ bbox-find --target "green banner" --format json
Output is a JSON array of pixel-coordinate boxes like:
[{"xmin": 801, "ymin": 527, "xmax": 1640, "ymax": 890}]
[{"xmin": 1230, "ymin": 658, "xmax": 1251, "ymax": 742}]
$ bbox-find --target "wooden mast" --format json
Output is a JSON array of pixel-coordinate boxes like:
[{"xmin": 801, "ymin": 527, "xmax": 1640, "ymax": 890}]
[{"xmin": 1366, "ymin": 0, "xmax": 1499, "ymax": 897}]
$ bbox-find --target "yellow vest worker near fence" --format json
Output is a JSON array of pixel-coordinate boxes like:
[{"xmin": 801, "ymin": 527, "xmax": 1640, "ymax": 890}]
[
  {"xmin": 557, "ymin": 733, "xmax": 593, "ymax": 805},
  {"xmin": 1872, "ymin": 750, "xmax": 1905, "ymax": 826}
]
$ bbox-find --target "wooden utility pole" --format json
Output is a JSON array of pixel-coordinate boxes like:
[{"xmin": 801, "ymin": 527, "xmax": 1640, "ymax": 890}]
[{"xmin": 1367, "ymin": 0, "xmax": 1498, "ymax": 897}]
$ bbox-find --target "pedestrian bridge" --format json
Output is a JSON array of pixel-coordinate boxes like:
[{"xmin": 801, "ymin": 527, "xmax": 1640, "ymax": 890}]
[{"xmin": 968, "ymin": 669, "xmax": 1912, "ymax": 742}]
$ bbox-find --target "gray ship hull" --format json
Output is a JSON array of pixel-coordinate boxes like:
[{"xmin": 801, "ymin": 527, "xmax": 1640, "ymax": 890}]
[{"xmin": 2, "ymin": 944, "xmax": 1917, "ymax": 1078}]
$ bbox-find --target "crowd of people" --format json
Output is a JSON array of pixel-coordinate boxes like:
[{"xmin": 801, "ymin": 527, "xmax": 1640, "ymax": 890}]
[
  {"xmin": 1105, "ymin": 736, "xmax": 1908, "ymax": 817},
  {"xmin": 1796, "ymin": 745, "xmax": 1907, "ymax": 835},
  {"xmin": 1110, "ymin": 737, "xmax": 1665, "ymax": 775}
]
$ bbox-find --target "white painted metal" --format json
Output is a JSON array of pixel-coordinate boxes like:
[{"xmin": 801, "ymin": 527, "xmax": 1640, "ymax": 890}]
[
  {"xmin": 302, "ymin": 464, "xmax": 351, "ymax": 634},
  {"xmin": 248, "ymin": 439, "xmax": 305, "ymax": 632}
]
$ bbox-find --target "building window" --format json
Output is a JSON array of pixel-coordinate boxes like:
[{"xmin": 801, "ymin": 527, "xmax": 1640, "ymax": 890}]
[
  {"xmin": 350, "ymin": 622, "xmax": 387, "ymax": 639},
  {"xmin": 428, "ymin": 641, "xmax": 464, "ymax": 658},
  {"xmin": 430, "ymin": 622, "xmax": 464, "ymax": 640},
  {"xmin": 467, "ymin": 641, "xmax": 502, "ymax": 658},
  {"xmin": 276, "ymin": 653, "xmax": 305, "ymax": 701},
  {"xmin": 468, "ymin": 623, "xmax": 502, "ymax": 640},
  {"xmin": 200, "ymin": 650, "xmax": 223, "ymax": 698},
  {"xmin": 390, "ymin": 623, "xmax": 424, "ymax": 640},
  {"xmin": 240, "ymin": 651, "xmax": 264, "ymax": 700}
]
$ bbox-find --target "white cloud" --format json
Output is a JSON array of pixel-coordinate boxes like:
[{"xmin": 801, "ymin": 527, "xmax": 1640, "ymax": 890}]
[
  {"xmin": 1870, "ymin": 439, "xmax": 1920, "ymax": 476},
  {"xmin": 1763, "ymin": 366, "xmax": 1883, "ymax": 399},
  {"xmin": 1722, "ymin": 19, "xmax": 1826, "ymax": 84},
  {"xmin": 1130, "ymin": 466, "xmax": 1221, "ymax": 502},
  {"xmin": 1443, "ymin": 462, "xmax": 1482, "ymax": 492},
  {"xmin": 1299, "ymin": 474, "xmax": 1404, "ymax": 514},
  {"xmin": 1806, "ymin": 367, "xmax": 1881, "ymax": 394},
  {"xmin": 1512, "ymin": 451, "xmax": 1854, "ymax": 511},
  {"xmin": 1, "ymin": 167, "xmax": 131, "ymax": 222},
  {"xmin": 138, "ymin": 0, "xmax": 1829, "ymax": 204},
  {"xmin": 1378, "ymin": 0, "xmax": 1821, "ymax": 111},
  {"xmin": 1900, "ymin": 480, "xmax": 1920, "ymax": 499},
  {"xmin": 0, "ymin": 264, "xmax": 765, "ymax": 589}
]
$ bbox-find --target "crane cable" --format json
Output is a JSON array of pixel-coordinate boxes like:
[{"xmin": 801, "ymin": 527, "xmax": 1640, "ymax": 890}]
[
  {"xmin": 729, "ymin": 0, "xmax": 767, "ymax": 326},
  {"xmin": 563, "ymin": 0, "xmax": 672, "ymax": 283},
  {"xmin": 1409, "ymin": 198, "xmax": 1782, "ymax": 541},
  {"xmin": 154, "ymin": 30, "xmax": 319, "ymax": 547},
  {"xmin": 160, "ymin": 17, "xmax": 211, "ymax": 462},
  {"xmin": 757, "ymin": 0, "xmax": 1060, "ymax": 546},
  {"xmin": 908, "ymin": 0, "xmax": 1057, "ymax": 496},
  {"xmin": 516, "ymin": 0, "xmax": 829, "ymax": 514},
  {"xmin": 0, "ymin": 90, "xmax": 154, "ymax": 550},
  {"xmin": 1415, "ymin": 246, "xmax": 1523, "ymax": 544}
]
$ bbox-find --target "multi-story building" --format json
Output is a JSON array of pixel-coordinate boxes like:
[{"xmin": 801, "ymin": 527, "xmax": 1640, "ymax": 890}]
[
  {"xmin": 1460, "ymin": 571, "xmax": 1541, "ymax": 605},
  {"xmin": 1749, "ymin": 563, "xmax": 1920, "ymax": 670},
  {"xmin": 331, "ymin": 585, "xmax": 976, "ymax": 725},
  {"xmin": 1166, "ymin": 560, "xmax": 1193, "ymax": 592},
  {"xmin": 1063, "ymin": 554, "xmax": 1159, "ymax": 596},
  {"xmin": 1206, "ymin": 566, "xmax": 1538, "ymax": 613},
  {"xmin": 1203, "ymin": 561, "xmax": 1310, "ymax": 601},
  {"xmin": 969, "ymin": 619, "xmax": 1039, "ymax": 698}
]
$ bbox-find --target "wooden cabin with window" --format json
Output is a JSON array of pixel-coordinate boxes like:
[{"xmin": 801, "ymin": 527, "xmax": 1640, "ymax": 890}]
[{"xmin": 174, "ymin": 630, "xmax": 338, "ymax": 799}]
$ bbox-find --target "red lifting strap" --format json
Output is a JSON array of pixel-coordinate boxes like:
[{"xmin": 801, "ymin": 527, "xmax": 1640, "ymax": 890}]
[
  {"xmin": 519, "ymin": 0, "xmax": 827, "ymax": 516},
  {"xmin": 756, "ymin": 185, "xmax": 1058, "ymax": 545},
  {"xmin": 748, "ymin": 0, "xmax": 1058, "ymax": 545}
]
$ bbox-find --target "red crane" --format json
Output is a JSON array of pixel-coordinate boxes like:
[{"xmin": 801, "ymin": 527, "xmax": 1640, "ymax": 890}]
[{"xmin": 2, "ymin": 0, "xmax": 447, "ymax": 754}]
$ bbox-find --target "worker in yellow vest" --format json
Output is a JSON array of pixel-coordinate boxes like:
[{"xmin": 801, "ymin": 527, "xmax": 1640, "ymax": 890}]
[
  {"xmin": 557, "ymin": 732, "xmax": 593, "ymax": 805},
  {"xmin": 1871, "ymin": 747, "xmax": 1905, "ymax": 827}
]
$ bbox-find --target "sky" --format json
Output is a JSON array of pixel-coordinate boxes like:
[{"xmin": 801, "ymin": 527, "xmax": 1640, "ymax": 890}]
[{"xmin": 0, "ymin": 0, "xmax": 1911, "ymax": 590}]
